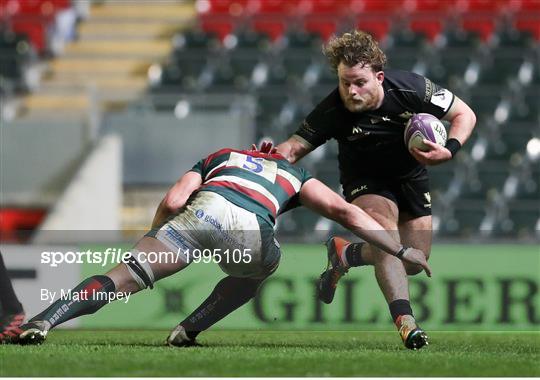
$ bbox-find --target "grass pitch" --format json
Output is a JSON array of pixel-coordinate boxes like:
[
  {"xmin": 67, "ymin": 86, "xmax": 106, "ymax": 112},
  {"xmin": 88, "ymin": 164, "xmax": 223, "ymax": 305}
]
[{"xmin": 1, "ymin": 330, "xmax": 538, "ymax": 376}]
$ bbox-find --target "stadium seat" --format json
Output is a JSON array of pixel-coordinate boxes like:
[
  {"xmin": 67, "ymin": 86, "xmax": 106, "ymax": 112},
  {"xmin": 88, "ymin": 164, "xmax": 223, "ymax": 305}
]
[
  {"xmin": 512, "ymin": 0, "xmax": 540, "ymax": 12},
  {"xmin": 197, "ymin": 0, "xmax": 249, "ymax": 17},
  {"xmin": 200, "ymin": 18, "xmax": 236, "ymax": 41},
  {"xmin": 282, "ymin": 54, "xmax": 314, "ymax": 81},
  {"xmin": 506, "ymin": 94, "xmax": 540, "ymax": 124},
  {"xmin": 441, "ymin": 26, "xmax": 482, "ymax": 49},
  {"xmin": 408, "ymin": 17, "xmax": 444, "ymax": 41},
  {"xmin": 229, "ymin": 53, "xmax": 261, "ymax": 82},
  {"xmin": 250, "ymin": 17, "xmax": 286, "ymax": 41},
  {"xmin": 208, "ymin": 64, "xmax": 238, "ymax": 90},
  {"xmin": 460, "ymin": 15, "xmax": 496, "ymax": 41},
  {"xmin": 499, "ymin": 125, "xmax": 536, "ymax": 156},
  {"xmin": 428, "ymin": 163, "xmax": 458, "ymax": 196},
  {"xmin": 509, "ymin": 169, "xmax": 540, "ymax": 201},
  {"xmin": 282, "ymin": 29, "xmax": 323, "ymax": 51},
  {"xmin": 0, "ymin": 208, "xmax": 46, "ymax": 243},
  {"xmin": 256, "ymin": 92, "xmax": 288, "ymax": 121},
  {"xmin": 407, "ymin": 0, "xmax": 453, "ymax": 14},
  {"xmin": 348, "ymin": 0, "xmax": 404, "ymax": 15},
  {"xmin": 468, "ymin": 87, "xmax": 503, "ymax": 121},
  {"xmin": 227, "ymin": 28, "xmax": 272, "ymax": 51},
  {"xmin": 355, "ymin": 17, "xmax": 391, "ymax": 42},
  {"xmin": 497, "ymin": 200, "xmax": 540, "ymax": 239},
  {"xmin": 246, "ymin": 0, "xmax": 299, "ymax": 15},
  {"xmin": 459, "ymin": 162, "xmax": 510, "ymax": 200},
  {"xmin": 425, "ymin": 51, "xmax": 474, "ymax": 89},
  {"xmin": 0, "ymin": 30, "xmax": 35, "ymax": 91},
  {"xmin": 495, "ymin": 26, "xmax": 535, "ymax": 48},
  {"xmin": 385, "ymin": 47, "xmax": 422, "ymax": 71},
  {"xmin": 455, "ymin": 0, "xmax": 507, "ymax": 13},
  {"xmin": 442, "ymin": 202, "xmax": 488, "ymax": 238},
  {"xmin": 172, "ymin": 29, "xmax": 220, "ymax": 51},
  {"xmin": 314, "ymin": 63, "xmax": 337, "ymax": 85},
  {"xmin": 10, "ymin": 16, "xmax": 51, "ymax": 54},
  {"xmin": 476, "ymin": 53, "xmax": 526, "ymax": 86},
  {"xmin": 302, "ymin": 16, "xmax": 338, "ymax": 41},
  {"xmin": 514, "ymin": 13, "xmax": 540, "ymax": 40},
  {"xmin": 388, "ymin": 28, "xmax": 428, "ymax": 49}
]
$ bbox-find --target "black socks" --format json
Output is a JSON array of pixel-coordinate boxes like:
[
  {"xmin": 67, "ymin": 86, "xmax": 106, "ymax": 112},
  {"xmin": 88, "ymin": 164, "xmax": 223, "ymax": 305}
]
[
  {"xmin": 389, "ymin": 299, "xmax": 413, "ymax": 322},
  {"xmin": 344, "ymin": 242, "xmax": 366, "ymax": 267},
  {"xmin": 181, "ymin": 276, "xmax": 263, "ymax": 340}
]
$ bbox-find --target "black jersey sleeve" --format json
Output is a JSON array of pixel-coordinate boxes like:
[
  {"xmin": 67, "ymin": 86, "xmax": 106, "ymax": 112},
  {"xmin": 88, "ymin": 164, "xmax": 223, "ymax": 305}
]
[
  {"xmin": 292, "ymin": 90, "xmax": 338, "ymax": 148},
  {"xmin": 411, "ymin": 72, "xmax": 455, "ymax": 118}
]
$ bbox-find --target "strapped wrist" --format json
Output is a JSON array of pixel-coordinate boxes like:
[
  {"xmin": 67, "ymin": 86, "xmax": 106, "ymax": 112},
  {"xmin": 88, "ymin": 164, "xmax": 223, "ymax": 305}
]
[
  {"xmin": 395, "ymin": 246, "xmax": 407, "ymax": 259},
  {"xmin": 445, "ymin": 138, "xmax": 462, "ymax": 158}
]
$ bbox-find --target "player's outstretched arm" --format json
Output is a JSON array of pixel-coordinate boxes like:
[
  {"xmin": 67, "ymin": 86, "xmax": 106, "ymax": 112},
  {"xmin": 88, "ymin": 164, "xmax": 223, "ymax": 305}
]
[
  {"xmin": 299, "ymin": 178, "xmax": 432, "ymax": 277},
  {"xmin": 151, "ymin": 171, "xmax": 203, "ymax": 229},
  {"xmin": 275, "ymin": 136, "xmax": 313, "ymax": 164}
]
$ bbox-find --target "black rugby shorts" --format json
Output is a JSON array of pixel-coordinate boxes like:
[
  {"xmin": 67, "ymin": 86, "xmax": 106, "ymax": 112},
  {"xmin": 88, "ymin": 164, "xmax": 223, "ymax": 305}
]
[{"xmin": 342, "ymin": 168, "xmax": 432, "ymax": 217}]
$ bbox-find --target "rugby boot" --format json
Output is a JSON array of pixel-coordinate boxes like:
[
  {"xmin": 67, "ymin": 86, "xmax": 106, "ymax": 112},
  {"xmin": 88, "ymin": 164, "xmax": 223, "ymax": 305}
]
[
  {"xmin": 0, "ymin": 312, "xmax": 25, "ymax": 343},
  {"xmin": 317, "ymin": 237, "xmax": 351, "ymax": 304},
  {"xmin": 17, "ymin": 320, "xmax": 49, "ymax": 345},
  {"xmin": 166, "ymin": 324, "xmax": 200, "ymax": 347},
  {"xmin": 396, "ymin": 314, "xmax": 429, "ymax": 350}
]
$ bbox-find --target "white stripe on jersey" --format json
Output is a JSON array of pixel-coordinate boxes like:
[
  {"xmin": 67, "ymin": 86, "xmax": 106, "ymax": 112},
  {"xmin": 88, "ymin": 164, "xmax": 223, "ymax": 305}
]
[
  {"xmin": 206, "ymin": 175, "xmax": 280, "ymax": 212},
  {"xmin": 277, "ymin": 169, "xmax": 302, "ymax": 192},
  {"xmin": 206, "ymin": 161, "xmax": 227, "ymax": 179}
]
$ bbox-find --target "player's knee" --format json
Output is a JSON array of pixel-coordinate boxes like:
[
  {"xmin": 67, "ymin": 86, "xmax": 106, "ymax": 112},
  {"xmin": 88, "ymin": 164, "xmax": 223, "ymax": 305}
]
[
  {"xmin": 405, "ymin": 263, "xmax": 423, "ymax": 276},
  {"xmin": 124, "ymin": 249, "xmax": 156, "ymax": 290}
]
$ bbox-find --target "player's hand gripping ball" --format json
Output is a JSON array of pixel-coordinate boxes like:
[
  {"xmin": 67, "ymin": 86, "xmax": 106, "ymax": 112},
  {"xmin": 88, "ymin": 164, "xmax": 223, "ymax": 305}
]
[{"xmin": 404, "ymin": 113, "xmax": 447, "ymax": 152}]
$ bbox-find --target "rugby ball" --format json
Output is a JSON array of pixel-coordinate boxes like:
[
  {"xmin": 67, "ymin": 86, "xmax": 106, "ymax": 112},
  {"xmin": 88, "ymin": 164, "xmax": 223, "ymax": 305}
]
[{"xmin": 404, "ymin": 113, "xmax": 447, "ymax": 152}]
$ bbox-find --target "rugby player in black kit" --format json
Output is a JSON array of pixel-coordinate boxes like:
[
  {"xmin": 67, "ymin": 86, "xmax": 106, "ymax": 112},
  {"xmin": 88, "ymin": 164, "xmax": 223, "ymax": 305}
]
[{"xmin": 276, "ymin": 30, "xmax": 476, "ymax": 349}]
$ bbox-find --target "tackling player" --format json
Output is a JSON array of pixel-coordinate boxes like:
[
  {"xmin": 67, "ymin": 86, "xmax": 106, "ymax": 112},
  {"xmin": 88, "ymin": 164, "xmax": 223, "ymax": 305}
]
[
  {"xmin": 0, "ymin": 252, "xmax": 25, "ymax": 342},
  {"xmin": 13, "ymin": 145, "xmax": 430, "ymax": 346},
  {"xmin": 276, "ymin": 30, "xmax": 476, "ymax": 349}
]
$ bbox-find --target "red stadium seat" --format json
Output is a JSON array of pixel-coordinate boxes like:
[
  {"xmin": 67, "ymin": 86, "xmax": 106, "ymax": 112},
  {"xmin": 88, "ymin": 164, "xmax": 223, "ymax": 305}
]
[
  {"xmin": 200, "ymin": 18, "xmax": 235, "ymax": 41},
  {"xmin": 409, "ymin": 17, "xmax": 444, "ymax": 40},
  {"xmin": 16, "ymin": 0, "xmax": 56, "ymax": 16},
  {"xmin": 0, "ymin": 208, "xmax": 46, "ymax": 243},
  {"xmin": 408, "ymin": 0, "xmax": 454, "ymax": 13},
  {"xmin": 349, "ymin": 0, "xmax": 404, "ymax": 14},
  {"xmin": 246, "ymin": 0, "xmax": 299, "ymax": 15},
  {"xmin": 514, "ymin": 0, "xmax": 540, "ymax": 11},
  {"xmin": 515, "ymin": 14, "xmax": 540, "ymax": 39},
  {"xmin": 10, "ymin": 16, "xmax": 50, "ymax": 53},
  {"xmin": 355, "ymin": 17, "xmax": 391, "ymax": 42},
  {"xmin": 251, "ymin": 17, "xmax": 286, "ymax": 41},
  {"xmin": 196, "ymin": 0, "xmax": 249, "ymax": 17},
  {"xmin": 303, "ymin": 16, "xmax": 337, "ymax": 41},
  {"xmin": 461, "ymin": 15, "xmax": 496, "ymax": 41},
  {"xmin": 455, "ymin": 0, "xmax": 506, "ymax": 13},
  {"xmin": 297, "ymin": 0, "xmax": 343, "ymax": 15}
]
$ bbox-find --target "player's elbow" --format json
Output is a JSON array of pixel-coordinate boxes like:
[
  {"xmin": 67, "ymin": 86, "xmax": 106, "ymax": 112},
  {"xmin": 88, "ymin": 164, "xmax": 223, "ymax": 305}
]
[
  {"xmin": 162, "ymin": 196, "xmax": 183, "ymax": 214},
  {"xmin": 469, "ymin": 109, "xmax": 477, "ymax": 129}
]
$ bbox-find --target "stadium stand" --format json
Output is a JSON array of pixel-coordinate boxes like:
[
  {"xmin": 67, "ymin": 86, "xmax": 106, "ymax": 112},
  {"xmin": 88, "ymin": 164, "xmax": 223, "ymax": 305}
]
[{"xmin": 1, "ymin": 0, "xmax": 539, "ymax": 242}]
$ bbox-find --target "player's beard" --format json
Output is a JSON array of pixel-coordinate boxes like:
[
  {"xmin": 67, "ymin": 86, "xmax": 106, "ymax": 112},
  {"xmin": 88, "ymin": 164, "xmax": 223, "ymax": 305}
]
[
  {"xmin": 340, "ymin": 89, "xmax": 378, "ymax": 113},
  {"xmin": 344, "ymin": 98, "xmax": 367, "ymax": 112}
]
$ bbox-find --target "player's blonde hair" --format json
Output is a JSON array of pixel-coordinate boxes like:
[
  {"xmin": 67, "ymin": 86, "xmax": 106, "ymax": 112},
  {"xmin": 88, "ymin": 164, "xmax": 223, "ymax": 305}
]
[{"xmin": 323, "ymin": 30, "xmax": 387, "ymax": 73}]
